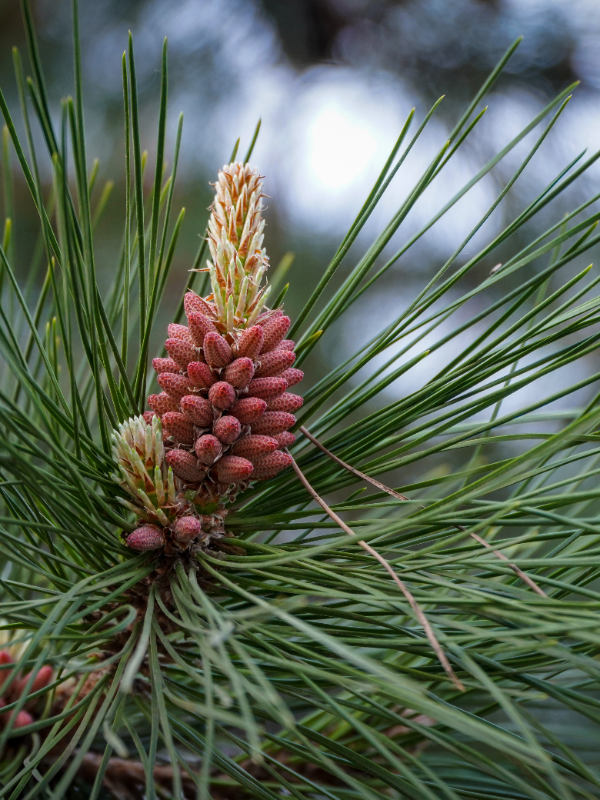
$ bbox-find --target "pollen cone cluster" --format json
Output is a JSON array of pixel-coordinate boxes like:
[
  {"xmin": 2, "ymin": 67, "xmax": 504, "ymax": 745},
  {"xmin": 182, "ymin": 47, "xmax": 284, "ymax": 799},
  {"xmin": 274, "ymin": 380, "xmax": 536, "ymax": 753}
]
[{"xmin": 113, "ymin": 163, "xmax": 303, "ymax": 554}]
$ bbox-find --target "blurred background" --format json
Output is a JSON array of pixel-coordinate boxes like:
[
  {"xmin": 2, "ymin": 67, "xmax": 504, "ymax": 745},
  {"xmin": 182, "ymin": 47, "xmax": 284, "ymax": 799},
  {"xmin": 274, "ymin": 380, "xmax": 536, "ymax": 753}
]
[{"xmin": 1, "ymin": 0, "xmax": 600, "ymax": 456}]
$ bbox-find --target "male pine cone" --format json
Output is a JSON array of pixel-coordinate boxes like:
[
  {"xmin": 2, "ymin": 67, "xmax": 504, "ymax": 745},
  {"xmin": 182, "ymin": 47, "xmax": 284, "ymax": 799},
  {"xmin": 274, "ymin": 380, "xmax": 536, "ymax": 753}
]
[{"xmin": 115, "ymin": 162, "xmax": 303, "ymax": 553}]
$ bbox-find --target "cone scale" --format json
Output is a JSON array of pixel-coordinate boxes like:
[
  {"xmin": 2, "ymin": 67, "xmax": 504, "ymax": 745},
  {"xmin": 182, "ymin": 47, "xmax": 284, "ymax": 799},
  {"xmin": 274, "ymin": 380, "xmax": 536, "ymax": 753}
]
[{"xmin": 113, "ymin": 162, "xmax": 302, "ymax": 552}]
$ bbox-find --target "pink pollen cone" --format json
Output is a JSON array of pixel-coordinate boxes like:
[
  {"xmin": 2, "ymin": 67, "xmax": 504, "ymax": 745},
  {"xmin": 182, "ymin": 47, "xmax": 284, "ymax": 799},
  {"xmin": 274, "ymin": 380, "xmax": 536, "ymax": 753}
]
[
  {"xmin": 251, "ymin": 411, "xmax": 296, "ymax": 436},
  {"xmin": 187, "ymin": 361, "xmax": 215, "ymax": 389},
  {"xmin": 127, "ymin": 525, "xmax": 166, "ymax": 552},
  {"xmin": 214, "ymin": 455, "xmax": 254, "ymax": 483},
  {"xmin": 165, "ymin": 338, "xmax": 197, "ymax": 370},
  {"xmin": 223, "ymin": 357, "xmax": 255, "ymax": 389},
  {"xmin": 162, "ymin": 412, "xmax": 196, "ymax": 444},
  {"xmin": 168, "ymin": 323, "xmax": 193, "ymax": 343},
  {"xmin": 187, "ymin": 312, "xmax": 217, "ymax": 347},
  {"xmin": 247, "ymin": 377, "xmax": 288, "ymax": 399},
  {"xmin": 148, "ymin": 392, "xmax": 181, "ymax": 415},
  {"xmin": 166, "ymin": 450, "xmax": 206, "ymax": 482},
  {"xmin": 181, "ymin": 395, "xmax": 214, "ymax": 427},
  {"xmin": 203, "ymin": 332, "xmax": 233, "ymax": 368},
  {"xmin": 157, "ymin": 373, "xmax": 191, "ymax": 400},
  {"xmin": 254, "ymin": 349, "xmax": 295, "ymax": 378},
  {"xmin": 208, "ymin": 381, "xmax": 236, "ymax": 410},
  {"xmin": 152, "ymin": 357, "xmax": 180, "ymax": 374},
  {"xmin": 194, "ymin": 434, "xmax": 222, "ymax": 465},
  {"xmin": 172, "ymin": 516, "xmax": 202, "ymax": 547},
  {"xmin": 229, "ymin": 397, "xmax": 267, "ymax": 424},
  {"xmin": 236, "ymin": 325, "xmax": 264, "ymax": 360},
  {"xmin": 213, "ymin": 415, "xmax": 242, "ymax": 444},
  {"xmin": 231, "ymin": 435, "xmax": 279, "ymax": 459}
]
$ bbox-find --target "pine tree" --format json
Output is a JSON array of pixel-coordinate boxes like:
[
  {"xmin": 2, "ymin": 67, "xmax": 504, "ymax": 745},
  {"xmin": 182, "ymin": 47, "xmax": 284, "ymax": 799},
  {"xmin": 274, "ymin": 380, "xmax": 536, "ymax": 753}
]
[{"xmin": 0, "ymin": 4, "xmax": 600, "ymax": 798}]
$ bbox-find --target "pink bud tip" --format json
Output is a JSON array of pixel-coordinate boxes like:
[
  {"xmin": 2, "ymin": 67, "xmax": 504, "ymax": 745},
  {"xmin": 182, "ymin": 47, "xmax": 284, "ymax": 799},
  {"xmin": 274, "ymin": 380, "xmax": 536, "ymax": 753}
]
[
  {"xmin": 230, "ymin": 397, "xmax": 267, "ymax": 424},
  {"xmin": 184, "ymin": 291, "xmax": 215, "ymax": 319},
  {"xmin": 172, "ymin": 516, "xmax": 202, "ymax": 547},
  {"xmin": 168, "ymin": 323, "xmax": 193, "ymax": 343},
  {"xmin": 254, "ymin": 350, "xmax": 296, "ymax": 378},
  {"xmin": 157, "ymin": 373, "xmax": 191, "ymax": 400},
  {"xmin": 247, "ymin": 377, "xmax": 288, "ymax": 399},
  {"xmin": 181, "ymin": 395, "xmax": 214, "ymax": 427},
  {"xmin": 162, "ymin": 412, "xmax": 196, "ymax": 444},
  {"xmin": 203, "ymin": 331, "xmax": 233, "ymax": 369},
  {"xmin": 268, "ymin": 392, "xmax": 304, "ymax": 413},
  {"xmin": 194, "ymin": 434, "xmax": 222, "ymax": 465},
  {"xmin": 213, "ymin": 415, "xmax": 242, "ymax": 444},
  {"xmin": 214, "ymin": 455, "xmax": 254, "ymax": 484},
  {"xmin": 187, "ymin": 361, "xmax": 216, "ymax": 389},
  {"xmin": 17, "ymin": 665, "xmax": 53, "ymax": 699},
  {"xmin": 148, "ymin": 392, "xmax": 181, "ymax": 415},
  {"xmin": 260, "ymin": 316, "xmax": 291, "ymax": 354},
  {"xmin": 251, "ymin": 450, "xmax": 293, "ymax": 480},
  {"xmin": 127, "ymin": 525, "xmax": 166, "ymax": 552},
  {"xmin": 232, "ymin": 435, "xmax": 279, "ymax": 459},
  {"xmin": 13, "ymin": 710, "xmax": 34, "ymax": 729},
  {"xmin": 166, "ymin": 450, "xmax": 206, "ymax": 483},
  {"xmin": 0, "ymin": 651, "xmax": 13, "ymax": 665},
  {"xmin": 251, "ymin": 411, "xmax": 296, "ymax": 436},
  {"xmin": 152, "ymin": 357, "xmax": 180, "ymax": 374},
  {"xmin": 275, "ymin": 339, "xmax": 295, "ymax": 352},
  {"xmin": 187, "ymin": 311, "xmax": 218, "ymax": 347},
  {"xmin": 208, "ymin": 381, "xmax": 236, "ymax": 410},
  {"xmin": 165, "ymin": 338, "xmax": 197, "ymax": 370},
  {"xmin": 223, "ymin": 357, "xmax": 255, "ymax": 389},
  {"xmin": 235, "ymin": 325, "xmax": 264, "ymax": 360},
  {"xmin": 280, "ymin": 368, "xmax": 303, "ymax": 387},
  {"xmin": 274, "ymin": 431, "xmax": 296, "ymax": 448}
]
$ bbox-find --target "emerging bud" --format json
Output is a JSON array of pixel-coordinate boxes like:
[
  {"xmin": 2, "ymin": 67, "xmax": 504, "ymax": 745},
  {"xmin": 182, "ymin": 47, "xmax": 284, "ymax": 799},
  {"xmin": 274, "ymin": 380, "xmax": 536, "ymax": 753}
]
[
  {"xmin": 208, "ymin": 381, "xmax": 236, "ymax": 410},
  {"xmin": 157, "ymin": 373, "xmax": 191, "ymax": 400},
  {"xmin": 195, "ymin": 434, "xmax": 222, "ymax": 464},
  {"xmin": 213, "ymin": 415, "xmax": 242, "ymax": 444},
  {"xmin": 166, "ymin": 449, "xmax": 206, "ymax": 482},
  {"xmin": 162, "ymin": 412, "xmax": 196, "ymax": 444},
  {"xmin": 165, "ymin": 338, "xmax": 197, "ymax": 370},
  {"xmin": 251, "ymin": 411, "xmax": 296, "ymax": 436},
  {"xmin": 187, "ymin": 312, "xmax": 217, "ymax": 347},
  {"xmin": 214, "ymin": 455, "xmax": 254, "ymax": 484},
  {"xmin": 260, "ymin": 315, "xmax": 291, "ymax": 353},
  {"xmin": 268, "ymin": 392, "xmax": 304, "ymax": 413},
  {"xmin": 236, "ymin": 325, "xmax": 264, "ymax": 360},
  {"xmin": 230, "ymin": 397, "xmax": 267, "ymax": 424},
  {"xmin": 127, "ymin": 524, "xmax": 166, "ymax": 551},
  {"xmin": 13, "ymin": 710, "xmax": 34, "ymax": 730},
  {"xmin": 187, "ymin": 361, "xmax": 216, "ymax": 389},
  {"xmin": 168, "ymin": 323, "xmax": 193, "ymax": 343},
  {"xmin": 204, "ymin": 331, "xmax": 233, "ymax": 368},
  {"xmin": 180, "ymin": 395, "xmax": 214, "ymax": 427},
  {"xmin": 274, "ymin": 431, "xmax": 296, "ymax": 448},
  {"xmin": 251, "ymin": 450, "xmax": 293, "ymax": 480},
  {"xmin": 223, "ymin": 357, "xmax": 255, "ymax": 389},
  {"xmin": 280, "ymin": 368, "xmax": 303, "ymax": 387},
  {"xmin": 247, "ymin": 377, "xmax": 288, "ymax": 399},
  {"xmin": 254, "ymin": 349, "xmax": 295, "ymax": 378},
  {"xmin": 172, "ymin": 516, "xmax": 202, "ymax": 547},
  {"xmin": 112, "ymin": 415, "xmax": 172, "ymax": 514},
  {"xmin": 148, "ymin": 392, "xmax": 180, "ymax": 415},
  {"xmin": 15, "ymin": 665, "xmax": 53, "ymax": 699},
  {"xmin": 152, "ymin": 357, "xmax": 180, "ymax": 374},
  {"xmin": 231, "ymin": 434, "xmax": 279, "ymax": 459}
]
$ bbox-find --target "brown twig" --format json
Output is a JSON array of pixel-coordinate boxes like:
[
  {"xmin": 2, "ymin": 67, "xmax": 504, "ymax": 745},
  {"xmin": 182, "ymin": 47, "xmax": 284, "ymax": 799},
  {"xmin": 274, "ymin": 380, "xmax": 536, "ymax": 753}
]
[
  {"xmin": 286, "ymin": 450, "xmax": 465, "ymax": 692},
  {"xmin": 299, "ymin": 426, "xmax": 547, "ymax": 598}
]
